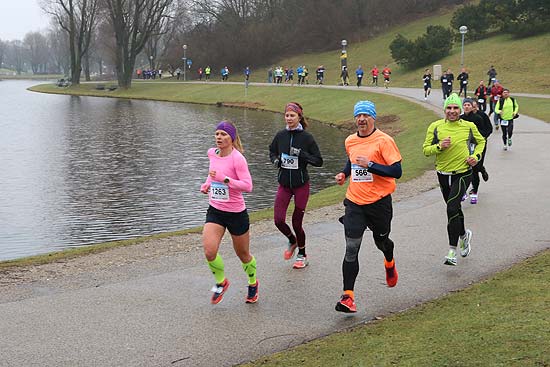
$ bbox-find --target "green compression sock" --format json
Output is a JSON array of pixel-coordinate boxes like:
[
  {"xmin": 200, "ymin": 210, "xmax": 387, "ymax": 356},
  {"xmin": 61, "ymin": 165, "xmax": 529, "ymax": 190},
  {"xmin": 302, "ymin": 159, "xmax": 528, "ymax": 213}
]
[
  {"xmin": 241, "ymin": 256, "xmax": 257, "ymax": 285},
  {"xmin": 207, "ymin": 253, "xmax": 225, "ymax": 284}
]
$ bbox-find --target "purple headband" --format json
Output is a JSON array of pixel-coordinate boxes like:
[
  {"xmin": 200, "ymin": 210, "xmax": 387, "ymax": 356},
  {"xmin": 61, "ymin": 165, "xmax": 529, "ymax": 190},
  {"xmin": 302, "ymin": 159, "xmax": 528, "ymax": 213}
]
[
  {"xmin": 216, "ymin": 121, "xmax": 236, "ymax": 141},
  {"xmin": 285, "ymin": 102, "xmax": 303, "ymax": 116}
]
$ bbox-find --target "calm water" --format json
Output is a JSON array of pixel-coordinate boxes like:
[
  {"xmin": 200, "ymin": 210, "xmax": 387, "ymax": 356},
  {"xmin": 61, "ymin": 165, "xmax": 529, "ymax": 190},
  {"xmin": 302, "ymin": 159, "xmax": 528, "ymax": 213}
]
[{"xmin": 0, "ymin": 80, "xmax": 348, "ymax": 260}]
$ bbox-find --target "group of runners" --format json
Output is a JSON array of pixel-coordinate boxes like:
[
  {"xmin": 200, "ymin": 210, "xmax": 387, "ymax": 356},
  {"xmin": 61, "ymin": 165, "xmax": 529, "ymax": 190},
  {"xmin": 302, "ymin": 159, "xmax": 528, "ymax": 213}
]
[
  {"xmin": 198, "ymin": 89, "xmax": 513, "ymax": 312},
  {"xmin": 422, "ymin": 66, "xmax": 520, "ymax": 152}
]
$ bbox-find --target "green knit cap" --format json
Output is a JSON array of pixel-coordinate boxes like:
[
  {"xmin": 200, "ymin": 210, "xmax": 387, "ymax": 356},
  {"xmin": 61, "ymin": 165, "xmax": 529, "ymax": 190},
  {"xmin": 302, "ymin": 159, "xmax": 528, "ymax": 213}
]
[{"xmin": 444, "ymin": 93, "xmax": 462, "ymax": 112}]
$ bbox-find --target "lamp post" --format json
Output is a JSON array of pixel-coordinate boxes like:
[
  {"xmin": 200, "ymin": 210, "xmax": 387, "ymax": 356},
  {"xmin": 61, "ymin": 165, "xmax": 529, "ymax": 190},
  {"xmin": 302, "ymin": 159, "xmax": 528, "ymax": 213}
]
[
  {"xmin": 182, "ymin": 44, "xmax": 187, "ymax": 81},
  {"xmin": 340, "ymin": 39, "xmax": 348, "ymax": 70},
  {"xmin": 149, "ymin": 55, "xmax": 153, "ymax": 70},
  {"xmin": 459, "ymin": 25, "xmax": 468, "ymax": 68}
]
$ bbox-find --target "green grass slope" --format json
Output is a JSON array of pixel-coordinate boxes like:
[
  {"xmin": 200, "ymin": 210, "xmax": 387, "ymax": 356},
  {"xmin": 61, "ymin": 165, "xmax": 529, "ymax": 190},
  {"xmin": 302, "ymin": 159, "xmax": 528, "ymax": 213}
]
[{"xmin": 252, "ymin": 9, "xmax": 550, "ymax": 94}]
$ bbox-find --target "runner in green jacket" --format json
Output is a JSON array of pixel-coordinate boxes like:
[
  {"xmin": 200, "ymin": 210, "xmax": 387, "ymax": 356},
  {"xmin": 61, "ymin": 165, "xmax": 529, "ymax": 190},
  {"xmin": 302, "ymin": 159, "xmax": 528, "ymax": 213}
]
[
  {"xmin": 423, "ymin": 93, "xmax": 486, "ymax": 266},
  {"xmin": 494, "ymin": 89, "xmax": 519, "ymax": 151}
]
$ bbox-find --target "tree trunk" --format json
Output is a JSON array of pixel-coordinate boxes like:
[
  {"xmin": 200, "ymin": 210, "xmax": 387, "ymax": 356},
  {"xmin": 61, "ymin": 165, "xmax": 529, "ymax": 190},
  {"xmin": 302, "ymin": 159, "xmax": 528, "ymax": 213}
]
[
  {"xmin": 84, "ymin": 52, "xmax": 91, "ymax": 81},
  {"xmin": 117, "ymin": 56, "xmax": 136, "ymax": 89}
]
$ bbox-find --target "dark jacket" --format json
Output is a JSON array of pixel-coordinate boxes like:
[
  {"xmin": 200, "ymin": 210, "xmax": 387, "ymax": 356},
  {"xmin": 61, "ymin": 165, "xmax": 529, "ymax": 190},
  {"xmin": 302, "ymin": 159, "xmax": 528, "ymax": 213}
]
[
  {"xmin": 462, "ymin": 111, "xmax": 492, "ymax": 139},
  {"xmin": 269, "ymin": 128, "xmax": 323, "ymax": 188}
]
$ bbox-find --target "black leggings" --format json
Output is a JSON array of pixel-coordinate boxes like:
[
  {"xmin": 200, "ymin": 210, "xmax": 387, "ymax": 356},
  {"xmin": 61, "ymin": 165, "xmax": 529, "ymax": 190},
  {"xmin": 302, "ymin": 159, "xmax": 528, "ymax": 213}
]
[
  {"xmin": 459, "ymin": 83, "xmax": 467, "ymax": 97},
  {"xmin": 501, "ymin": 120, "xmax": 514, "ymax": 144},
  {"xmin": 437, "ymin": 171, "xmax": 472, "ymax": 246},
  {"xmin": 471, "ymin": 144, "xmax": 487, "ymax": 193},
  {"xmin": 341, "ymin": 196, "xmax": 394, "ymax": 291}
]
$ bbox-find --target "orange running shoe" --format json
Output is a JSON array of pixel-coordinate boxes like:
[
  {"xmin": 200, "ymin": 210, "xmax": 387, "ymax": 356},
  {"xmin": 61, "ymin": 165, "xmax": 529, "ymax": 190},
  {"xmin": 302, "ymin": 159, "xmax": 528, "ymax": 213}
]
[
  {"xmin": 245, "ymin": 281, "xmax": 259, "ymax": 303},
  {"xmin": 292, "ymin": 254, "xmax": 309, "ymax": 269},
  {"xmin": 283, "ymin": 241, "xmax": 298, "ymax": 260},
  {"xmin": 384, "ymin": 259, "xmax": 398, "ymax": 287},
  {"xmin": 335, "ymin": 294, "xmax": 357, "ymax": 313},
  {"xmin": 210, "ymin": 279, "xmax": 230, "ymax": 304}
]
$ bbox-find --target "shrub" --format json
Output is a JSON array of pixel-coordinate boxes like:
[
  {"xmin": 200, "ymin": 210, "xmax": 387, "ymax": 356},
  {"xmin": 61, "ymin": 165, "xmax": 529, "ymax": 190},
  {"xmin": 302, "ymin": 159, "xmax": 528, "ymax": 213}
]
[{"xmin": 390, "ymin": 26, "xmax": 453, "ymax": 69}]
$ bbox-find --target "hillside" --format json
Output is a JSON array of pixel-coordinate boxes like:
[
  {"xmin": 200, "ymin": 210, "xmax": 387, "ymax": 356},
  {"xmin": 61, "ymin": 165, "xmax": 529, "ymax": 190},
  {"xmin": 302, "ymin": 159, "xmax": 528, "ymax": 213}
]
[{"xmin": 251, "ymin": 9, "xmax": 550, "ymax": 94}]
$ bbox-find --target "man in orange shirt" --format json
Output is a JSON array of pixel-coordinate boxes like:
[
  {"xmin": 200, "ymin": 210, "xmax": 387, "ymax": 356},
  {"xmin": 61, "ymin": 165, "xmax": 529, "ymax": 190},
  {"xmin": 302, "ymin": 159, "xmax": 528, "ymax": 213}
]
[
  {"xmin": 334, "ymin": 100, "xmax": 402, "ymax": 313},
  {"xmin": 371, "ymin": 65, "xmax": 379, "ymax": 87},
  {"xmin": 382, "ymin": 65, "xmax": 392, "ymax": 89}
]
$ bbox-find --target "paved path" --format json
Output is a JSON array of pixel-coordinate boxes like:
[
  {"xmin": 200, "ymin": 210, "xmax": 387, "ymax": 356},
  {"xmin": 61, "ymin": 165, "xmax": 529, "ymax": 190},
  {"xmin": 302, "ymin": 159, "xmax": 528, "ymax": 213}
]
[{"xmin": 2, "ymin": 84, "xmax": 549, "ymax": 366}]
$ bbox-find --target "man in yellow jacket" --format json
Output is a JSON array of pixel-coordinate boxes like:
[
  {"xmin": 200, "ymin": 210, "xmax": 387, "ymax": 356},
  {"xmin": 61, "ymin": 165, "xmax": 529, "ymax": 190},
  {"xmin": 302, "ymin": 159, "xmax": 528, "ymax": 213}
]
[
  {"xmin": 423, "ymin": 93, "xmax": 486, "ymax": 266},
  {"xmin": 495, "ymin": 88, "xmax": 519, "ymax": 151}
]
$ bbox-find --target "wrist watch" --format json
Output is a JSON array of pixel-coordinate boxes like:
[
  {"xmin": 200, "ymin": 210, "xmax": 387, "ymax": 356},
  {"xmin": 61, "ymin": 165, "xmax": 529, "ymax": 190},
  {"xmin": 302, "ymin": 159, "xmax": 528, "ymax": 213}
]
[
  {"xmin": 223, "ymin": 177, "xmax": 230, "ymax": 184},
  {"xmin": 367, "ymin": 161, "xmax": 374, "ymax": 169}
]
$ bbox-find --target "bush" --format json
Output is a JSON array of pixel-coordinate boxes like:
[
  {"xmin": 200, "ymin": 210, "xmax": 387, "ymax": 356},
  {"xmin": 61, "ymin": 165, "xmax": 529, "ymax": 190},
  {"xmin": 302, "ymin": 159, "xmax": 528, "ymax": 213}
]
[
  {"xmin": 390, "ymin": 26, "xmax": 453, "ymax": 69},
  {"xmin": 389, "ymin": 34, "xmax": 413, "ymax": 67},
  {"xmin": 450, "ymin": 0, "xmax": 550, "ymax": 40},
  {"xmin": 450, "ymin": 4, "xmax": 489, "ymax": 41}
]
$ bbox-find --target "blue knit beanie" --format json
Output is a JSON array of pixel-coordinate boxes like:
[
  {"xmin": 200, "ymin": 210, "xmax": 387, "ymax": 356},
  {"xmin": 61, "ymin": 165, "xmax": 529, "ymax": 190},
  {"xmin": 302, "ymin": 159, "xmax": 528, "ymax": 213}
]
[{"xmin": 353, "ymin": 100, "xmax": 376, "ymax": 119}]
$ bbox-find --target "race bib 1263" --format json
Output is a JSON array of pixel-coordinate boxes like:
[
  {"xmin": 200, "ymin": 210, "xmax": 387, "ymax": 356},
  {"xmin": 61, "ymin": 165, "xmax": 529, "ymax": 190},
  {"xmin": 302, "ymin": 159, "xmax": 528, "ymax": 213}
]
[{"xmin": 210, "ymin": 181, "xmax": 229, "ymax": 201}]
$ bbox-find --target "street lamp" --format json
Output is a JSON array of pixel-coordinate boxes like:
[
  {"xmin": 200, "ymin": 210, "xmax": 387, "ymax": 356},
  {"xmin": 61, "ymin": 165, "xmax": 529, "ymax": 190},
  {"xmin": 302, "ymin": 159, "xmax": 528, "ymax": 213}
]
[
  {"xmin": 340, "ymin": 39, "xmax": 348, "ymax": 70},
  {"xmin": 459, "ymin": 25, "xmax": 468, "ymax": 68},
  {"xmin": 149, "ymin": 55, "xmax": 153, "ymax": 70},
  {"xmin": 182, "ymin": 44, "xmax": 187, "ymax": 81}
]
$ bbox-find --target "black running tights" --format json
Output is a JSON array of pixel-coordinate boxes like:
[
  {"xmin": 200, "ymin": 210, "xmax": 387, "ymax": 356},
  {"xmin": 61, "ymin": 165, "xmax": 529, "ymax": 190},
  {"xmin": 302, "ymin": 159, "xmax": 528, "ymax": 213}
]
[
  {"xmin": 437, "ymin": 171, "xmax": 472, "ymax": 246},
  {"xmin": 501, "ymin": 120, "xmax": 514, "ymax": 145}
]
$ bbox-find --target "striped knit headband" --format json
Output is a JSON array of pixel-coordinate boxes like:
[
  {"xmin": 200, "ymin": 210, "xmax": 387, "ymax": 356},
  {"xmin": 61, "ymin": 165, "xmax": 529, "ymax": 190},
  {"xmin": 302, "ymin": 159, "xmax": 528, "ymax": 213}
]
[{"xmin": 285, "ymin": 102, "xmax": 303, "ymax": 116}]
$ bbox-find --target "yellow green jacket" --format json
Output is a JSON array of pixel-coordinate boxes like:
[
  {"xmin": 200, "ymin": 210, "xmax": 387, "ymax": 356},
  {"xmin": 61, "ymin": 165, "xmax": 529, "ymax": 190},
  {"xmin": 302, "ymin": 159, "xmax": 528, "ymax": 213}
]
[
  {"xmin": 423, "ymin": 118, "xmax": 486, "ymax": 173},
  {"xmin": 495, "ymin": 97, "xmax": 519, "ymax": 121}
]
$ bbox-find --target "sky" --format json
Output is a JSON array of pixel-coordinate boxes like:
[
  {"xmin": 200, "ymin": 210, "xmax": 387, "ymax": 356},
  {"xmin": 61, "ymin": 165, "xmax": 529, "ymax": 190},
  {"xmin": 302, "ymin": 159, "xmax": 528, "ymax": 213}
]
[{"xmin": 0, "ymin": 0, "xmax": 51, "ymax": 41}]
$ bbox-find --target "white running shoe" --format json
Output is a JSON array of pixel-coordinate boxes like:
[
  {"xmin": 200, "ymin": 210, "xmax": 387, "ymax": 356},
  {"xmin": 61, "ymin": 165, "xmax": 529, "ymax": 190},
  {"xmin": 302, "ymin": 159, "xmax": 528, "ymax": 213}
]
[
  {"xmin": 444, "ymin": 249, "xmax": 457, "ymax": 266},
  {"xmin": 459, "ymin": 229, "xmax": 472, "ymax": 257}
]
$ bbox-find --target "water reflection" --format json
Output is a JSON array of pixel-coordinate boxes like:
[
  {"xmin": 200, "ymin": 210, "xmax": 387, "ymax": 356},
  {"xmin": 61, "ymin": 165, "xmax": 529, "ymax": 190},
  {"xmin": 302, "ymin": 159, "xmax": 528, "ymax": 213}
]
[{"xmin": 0, "ymin": 80, "xmax": 348, "ymax": 260}]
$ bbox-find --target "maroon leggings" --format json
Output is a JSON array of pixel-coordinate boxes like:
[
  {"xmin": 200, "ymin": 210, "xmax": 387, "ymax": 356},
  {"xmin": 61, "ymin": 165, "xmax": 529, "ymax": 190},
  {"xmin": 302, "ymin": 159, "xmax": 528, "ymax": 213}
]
[{"xmin": 274, "ymin": 183, "xmax": 310, "ymax": 248}]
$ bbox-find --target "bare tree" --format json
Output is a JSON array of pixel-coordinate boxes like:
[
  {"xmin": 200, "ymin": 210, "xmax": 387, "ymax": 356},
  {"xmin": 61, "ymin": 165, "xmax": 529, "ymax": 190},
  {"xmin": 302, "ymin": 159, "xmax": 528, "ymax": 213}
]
[
  {"xmin": 24, "ymin": 32, "xmax": 50, "ymax": 74},
  {"xmin": 0, "ymin": 39, "xmax": 6, "ymax": 70},
  {"xmin": 41, "ymin": 0, "xmax": 100, "ymax": 84},
  {"xmin": 144, "ymin": 0, "xmax": 190, "ymax": 73},
  {"xmin": 47, "ymin": 25, "xmax": 71, "ymax": 74},
  {"xmin": 6, "ymin": 40, "xmax": 29, "ymax": 75},
  {"xmin": 104, "ymin": 0, "xmax": 175, "ymax": 89}
]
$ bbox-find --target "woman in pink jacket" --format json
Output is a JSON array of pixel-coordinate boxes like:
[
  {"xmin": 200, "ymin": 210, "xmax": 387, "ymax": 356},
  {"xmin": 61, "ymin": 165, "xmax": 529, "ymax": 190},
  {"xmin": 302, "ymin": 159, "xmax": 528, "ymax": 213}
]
[{"xmin": 200, "ymin": 121, "xmax": 258, "ymax": 305}]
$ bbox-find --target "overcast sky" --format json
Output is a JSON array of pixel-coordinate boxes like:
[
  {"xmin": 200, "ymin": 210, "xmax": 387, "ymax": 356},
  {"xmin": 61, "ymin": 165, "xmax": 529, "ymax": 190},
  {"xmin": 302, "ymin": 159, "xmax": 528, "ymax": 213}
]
[{"xmin": 0, "ymin": 0, "xmax": 51, "ymax": 41}]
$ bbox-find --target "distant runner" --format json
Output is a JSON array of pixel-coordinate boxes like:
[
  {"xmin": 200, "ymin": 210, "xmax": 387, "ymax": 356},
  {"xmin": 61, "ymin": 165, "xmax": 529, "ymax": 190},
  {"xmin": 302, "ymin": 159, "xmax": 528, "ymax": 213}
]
[
  {"xmin": 371, "ymin": 65, "xmax": 379, "ymax": 87},
  {"xmin": 495, "ymin": 88, "xmax": 520, "ymax": 151},
  {"xmin": 460, "ymin": 98, "xmax": 492, "ymax": 204},
  {"xmin": 422, "ymin": 68, "xmax": 432, "ymax": 100},
  {"xmin": 382, "ymin": 65, "xmax": 391, "ymax": 89}
]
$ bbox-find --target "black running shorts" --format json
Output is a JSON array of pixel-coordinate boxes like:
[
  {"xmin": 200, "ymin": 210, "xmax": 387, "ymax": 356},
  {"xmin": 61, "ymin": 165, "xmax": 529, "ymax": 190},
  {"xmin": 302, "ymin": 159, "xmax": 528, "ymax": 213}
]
[
  {"xmin": 205, "ymin": 205, "xmax": 249, "ymax": 236},
  {"xmin": 342, "ymin": 195, "xmax": 393, "ymax": 239}
]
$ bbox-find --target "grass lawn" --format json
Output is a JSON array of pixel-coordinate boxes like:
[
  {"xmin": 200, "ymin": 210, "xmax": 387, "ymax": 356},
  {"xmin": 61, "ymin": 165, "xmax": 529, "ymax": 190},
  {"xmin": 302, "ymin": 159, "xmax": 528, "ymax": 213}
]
[
  {"xmin": 516, "ymin": 96, "xmax": 550, "ymax": 123},
  {"xmin": 242, "ymin": 249, "xmax": 550, "ymax": 367},
  {"xmin": 1, "ymin": 73, "xmax": 62, "ymax": 80}
]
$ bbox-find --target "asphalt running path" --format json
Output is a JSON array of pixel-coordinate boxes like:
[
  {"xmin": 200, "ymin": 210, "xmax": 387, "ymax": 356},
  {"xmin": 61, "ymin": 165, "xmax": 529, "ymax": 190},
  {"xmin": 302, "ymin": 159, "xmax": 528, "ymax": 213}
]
[{"xmin": 2, "ymin": 83, "xmax": 549, "ymax": 366}]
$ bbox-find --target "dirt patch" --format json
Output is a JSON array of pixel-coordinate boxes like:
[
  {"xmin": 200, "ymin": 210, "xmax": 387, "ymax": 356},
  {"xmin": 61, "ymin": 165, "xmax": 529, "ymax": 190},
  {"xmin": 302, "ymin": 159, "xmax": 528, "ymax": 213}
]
[
  {"xmin": 217, "ymin": 101, "xmax": 265, "ymax": 109},
  {"xmin": 338, "ymin": 114, "xmax": 402, "ymax": 136}
]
